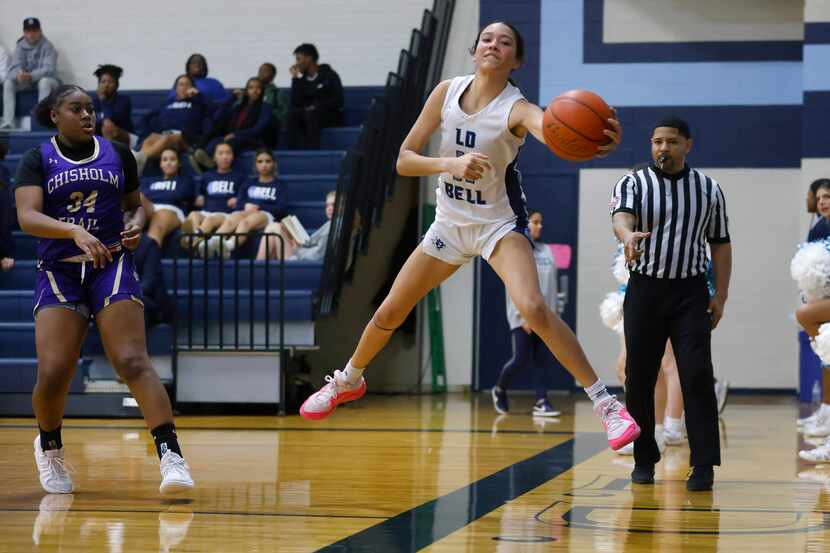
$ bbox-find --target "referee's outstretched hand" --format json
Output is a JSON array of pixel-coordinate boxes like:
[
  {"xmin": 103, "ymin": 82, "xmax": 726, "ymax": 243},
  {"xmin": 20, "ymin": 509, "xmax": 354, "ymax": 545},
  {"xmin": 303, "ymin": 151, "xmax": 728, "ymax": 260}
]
[{"xmin": 623, "ymin": 231, "xmax": 650, "ymax": 263}]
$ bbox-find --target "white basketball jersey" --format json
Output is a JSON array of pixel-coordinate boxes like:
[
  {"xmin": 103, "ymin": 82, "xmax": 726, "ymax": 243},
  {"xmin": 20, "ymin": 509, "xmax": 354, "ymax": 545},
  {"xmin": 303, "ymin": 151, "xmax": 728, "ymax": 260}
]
[{"xmin": 435, "ymin": 75, "xmax": 527, "ymax": 227}]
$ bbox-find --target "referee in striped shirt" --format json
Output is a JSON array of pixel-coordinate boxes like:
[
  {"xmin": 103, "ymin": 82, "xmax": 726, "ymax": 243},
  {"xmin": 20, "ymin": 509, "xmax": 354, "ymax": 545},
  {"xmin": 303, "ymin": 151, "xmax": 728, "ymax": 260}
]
[{"xmin": 610, "ymin": 117, "xmax": 732, "ymax": 491}]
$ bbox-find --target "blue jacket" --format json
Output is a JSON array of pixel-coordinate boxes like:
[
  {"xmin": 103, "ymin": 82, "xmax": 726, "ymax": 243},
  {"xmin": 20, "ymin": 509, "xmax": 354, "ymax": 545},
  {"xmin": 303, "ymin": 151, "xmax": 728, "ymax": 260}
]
[
  {"xmin": 93, "ymin": 93, "xmax": 133, "ymax": 134},
  {"xmin": 209, "ymin": 99, "xmax": 271, "ymax": 141},
  {"xmin": 146, "ymin": 94, "xmax": 209, "ymax": 143},
  {"xmin": 167, "ymin": 76, "xmax": 231, "ymax": 111}
]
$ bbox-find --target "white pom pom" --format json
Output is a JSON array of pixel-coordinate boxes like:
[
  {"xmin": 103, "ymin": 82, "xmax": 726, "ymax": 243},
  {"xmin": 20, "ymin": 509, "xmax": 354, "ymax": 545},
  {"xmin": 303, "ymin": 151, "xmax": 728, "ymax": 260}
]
[
  {"xmin": 600, "ymin": 292, "xmax": 625, "ymax": 335},
  {"xmin": 814, "ymin": 323, "xmax": 830, "ymax": 365},
  {"xmin": 791, "ymin": 242, "xmax": 830, "ymax": 302},
  {"xmin": 612, "ymin": 251, "xmax": 629, "ymax": 285}
]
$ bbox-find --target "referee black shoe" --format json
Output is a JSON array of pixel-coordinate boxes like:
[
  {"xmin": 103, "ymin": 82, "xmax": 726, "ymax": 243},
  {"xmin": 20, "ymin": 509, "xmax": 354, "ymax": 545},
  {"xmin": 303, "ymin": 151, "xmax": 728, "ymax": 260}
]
[
  {"xmin": 686, "ymin": 465, "xmax": 714, "ymax": 491},
  {"xmin": 631, "ymin": 464, "xmax": 655, "ymax": 485}
]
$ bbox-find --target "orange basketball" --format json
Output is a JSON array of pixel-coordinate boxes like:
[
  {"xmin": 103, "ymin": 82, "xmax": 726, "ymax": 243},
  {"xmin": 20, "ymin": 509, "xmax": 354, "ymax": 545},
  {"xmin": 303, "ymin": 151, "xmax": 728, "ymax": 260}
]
[{"xmin": 542, "ymin": 90, "xmax": 613, "ymax": 162}]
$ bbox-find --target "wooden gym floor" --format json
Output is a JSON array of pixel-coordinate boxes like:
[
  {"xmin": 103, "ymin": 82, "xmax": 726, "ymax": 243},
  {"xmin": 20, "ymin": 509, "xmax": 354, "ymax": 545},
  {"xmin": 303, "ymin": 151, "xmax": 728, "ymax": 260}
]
[{"xmin": 0, "ymin": 393, "xmax": 826, "ymax": 552}]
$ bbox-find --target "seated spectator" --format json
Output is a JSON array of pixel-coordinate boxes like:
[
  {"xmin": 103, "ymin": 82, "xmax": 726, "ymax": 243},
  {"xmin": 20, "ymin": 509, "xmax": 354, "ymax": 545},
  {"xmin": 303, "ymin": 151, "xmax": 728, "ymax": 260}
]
[
  {"xmin": 0, "ymin": 144, "xmax": 15, "ymax": 271},
  {"xmin": 139, "ymin": 148, "xmax": 195, "ymax": 249},
  {"xmin": 286, "ymin": 43, "xmax": 344, "ymax": 149},
  {"xmin": 92, "ymin": 64, "xmax": 135, "ymax": 147},
  {"xmin": 205, "ymin": 148, "xmax": 287, "ymax": 258},
  {"xmin": 138, "ymin": 74, "xmax": 209, "ymax": 171},
  {"xmin": 180, "ymin": 142, "xmax": 245, "ymax": 255},
  {"xmin": 192, "ymin": 77, "xmax": 271, "ymax": 169},
  {"xmin": 168, "ymin": 53, "xmax": 231, "ymax": 113},
  {"xmin": 257, "ymin": 62, "xmax": 289, "ymax": 147},
  {"xmin": 1, "ymin": 18, "xmax": 59, "ymax": 129},
  {"xmin": 257, "ymin": 190, "xmax": 335, "ymax": 262},
  {"xmin": 808, "ymin": 179, "xmax": 830, "ymax": 242}
]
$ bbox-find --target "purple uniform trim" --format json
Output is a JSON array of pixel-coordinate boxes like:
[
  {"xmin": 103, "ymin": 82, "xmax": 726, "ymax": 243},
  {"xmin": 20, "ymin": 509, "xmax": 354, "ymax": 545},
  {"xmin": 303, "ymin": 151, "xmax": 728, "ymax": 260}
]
[{"xmin": 33, "ymin": 251, "xmax": 144, "ymax": 318}]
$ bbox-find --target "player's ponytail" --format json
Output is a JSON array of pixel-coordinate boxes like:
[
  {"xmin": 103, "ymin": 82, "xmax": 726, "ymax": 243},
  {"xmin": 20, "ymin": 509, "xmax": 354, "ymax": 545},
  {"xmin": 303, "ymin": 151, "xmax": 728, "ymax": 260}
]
[{"xmin": 35, "ymin": 84, "xmax": 85, "ymax": 129}]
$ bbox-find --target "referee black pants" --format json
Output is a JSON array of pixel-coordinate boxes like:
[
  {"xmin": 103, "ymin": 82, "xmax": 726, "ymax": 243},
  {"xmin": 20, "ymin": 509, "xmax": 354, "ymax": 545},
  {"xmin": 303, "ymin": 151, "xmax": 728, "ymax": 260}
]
[{"xmin": 623, "ymin": 272, "xmax": 720, "ymax": 468}]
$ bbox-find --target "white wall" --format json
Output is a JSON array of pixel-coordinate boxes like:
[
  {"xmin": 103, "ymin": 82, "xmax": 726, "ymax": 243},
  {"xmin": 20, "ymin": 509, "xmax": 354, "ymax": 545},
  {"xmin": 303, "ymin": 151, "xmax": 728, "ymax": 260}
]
[
  {"xmin": 0, "ymin": 0, "xmax": 432, "ymax": 89},
  {"xmin": 604, "ymin": 0, "xmax": 803, "ymax": 43},
  {"xmin": 578, "ymin": 168, "xmax": 802, "ymax": 389}
]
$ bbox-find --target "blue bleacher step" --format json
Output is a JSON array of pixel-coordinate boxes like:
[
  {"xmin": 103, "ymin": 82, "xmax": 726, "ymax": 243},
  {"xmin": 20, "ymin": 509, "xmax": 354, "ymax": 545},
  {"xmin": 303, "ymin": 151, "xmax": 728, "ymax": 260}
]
[
  {"xmin": 0, "ymin": 322, "xmax": 173, "ymax": 358},
  {"xmin": 0, "ymin": 357, "xmax": 87, "ymax": 393},
  {"xmin": 5, "ymin": 127, "xmax": 360, "ymax": 155},
  {"xmin": 0, "ymin": 259, "xmax": 323, "ymax": 290},
  {"xmin": 172, "ymin": 288, "xmax": 314, "ymax": 322},
  {"xmin": 4, "ymin": 150, "xmax": 346, "ymax": 181}
]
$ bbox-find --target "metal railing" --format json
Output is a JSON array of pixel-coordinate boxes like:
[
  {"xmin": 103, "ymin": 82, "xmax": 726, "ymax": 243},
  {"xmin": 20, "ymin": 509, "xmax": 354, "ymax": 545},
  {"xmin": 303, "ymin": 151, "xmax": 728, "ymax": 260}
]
[
  {"xmin": 171, "ymin": 231, "xmax": 286, "ymax": 409},
  {"xmin": 318, "ymin": 0, "xmax": 455, "ymax": 316}
]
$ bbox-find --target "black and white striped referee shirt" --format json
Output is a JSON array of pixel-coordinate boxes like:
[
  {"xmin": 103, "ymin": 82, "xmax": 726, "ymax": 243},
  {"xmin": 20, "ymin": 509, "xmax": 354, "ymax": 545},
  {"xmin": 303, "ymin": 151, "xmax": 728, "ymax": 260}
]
[{"xmin": 610, "ymin": 164, "xmax": 730, "ymax": 279}]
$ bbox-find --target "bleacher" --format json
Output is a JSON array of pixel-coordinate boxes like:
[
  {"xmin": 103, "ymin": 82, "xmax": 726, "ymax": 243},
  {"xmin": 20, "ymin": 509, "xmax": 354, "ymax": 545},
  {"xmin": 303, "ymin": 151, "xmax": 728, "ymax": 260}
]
[{"xmin": 0, "ymin": 85, "xmax": 382, "ymax": 415}]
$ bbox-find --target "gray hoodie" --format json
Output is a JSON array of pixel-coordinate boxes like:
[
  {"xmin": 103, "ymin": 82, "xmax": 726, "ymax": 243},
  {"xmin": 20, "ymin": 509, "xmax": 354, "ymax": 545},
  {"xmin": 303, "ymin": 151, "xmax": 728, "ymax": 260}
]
[
  {"xmin": 9, "ymin": 36, "xmax": 57, "ymax": 81},
  {"xmin": 505, "ymin": 243, "xmax": 558, "ymax": 330}
]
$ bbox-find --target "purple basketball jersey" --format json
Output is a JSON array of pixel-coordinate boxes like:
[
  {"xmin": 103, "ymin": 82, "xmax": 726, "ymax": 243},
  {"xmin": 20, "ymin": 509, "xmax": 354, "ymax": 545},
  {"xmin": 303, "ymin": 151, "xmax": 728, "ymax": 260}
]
[{"xmin": 38, "ymin": 137, "xmax": 126, "ymax": 261}]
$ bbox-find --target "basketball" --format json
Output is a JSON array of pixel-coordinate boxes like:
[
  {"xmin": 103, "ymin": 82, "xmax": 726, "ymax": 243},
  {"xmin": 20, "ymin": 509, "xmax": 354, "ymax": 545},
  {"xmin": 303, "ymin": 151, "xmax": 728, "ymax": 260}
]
[{"xmin": 543, "ymin": 90, "xmax": 613, "ymax": 162}]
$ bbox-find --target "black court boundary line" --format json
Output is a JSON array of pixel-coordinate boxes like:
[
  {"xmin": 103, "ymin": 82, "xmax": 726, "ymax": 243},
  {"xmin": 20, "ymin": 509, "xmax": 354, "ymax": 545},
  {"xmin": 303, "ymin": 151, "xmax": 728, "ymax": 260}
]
[
  {"xmin": 317, "ymin": 432, "xmax": 609, "ymax": 552},
  {"xmin": 0, "ymin": 507, "xmax": 385, "ymax": 520},
  {"xmin": 0, "ymin": 423, "xmax": 576, "ymax": 435}
]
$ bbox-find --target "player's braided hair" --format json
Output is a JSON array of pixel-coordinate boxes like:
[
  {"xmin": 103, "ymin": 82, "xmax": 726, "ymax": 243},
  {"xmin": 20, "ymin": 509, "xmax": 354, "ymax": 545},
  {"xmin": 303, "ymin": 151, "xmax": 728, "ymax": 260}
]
[{"xmin": 35, "ymin": 84, "xmax": 86, "ymax": 129}]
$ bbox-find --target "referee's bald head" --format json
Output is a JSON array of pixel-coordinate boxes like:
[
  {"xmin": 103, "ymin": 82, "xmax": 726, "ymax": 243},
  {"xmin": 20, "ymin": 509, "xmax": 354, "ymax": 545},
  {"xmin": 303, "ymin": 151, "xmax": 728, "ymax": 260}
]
[{"xmin": 654, "ymin": 117, "xmax": 691, "ymax": 140}]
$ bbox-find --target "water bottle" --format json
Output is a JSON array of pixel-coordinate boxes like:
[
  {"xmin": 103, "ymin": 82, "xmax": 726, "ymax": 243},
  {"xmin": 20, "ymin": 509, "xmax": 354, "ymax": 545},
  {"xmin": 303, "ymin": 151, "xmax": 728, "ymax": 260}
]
[{"xmin": 813, "ymin": 380, "xmax": 822, "ymax": 406}]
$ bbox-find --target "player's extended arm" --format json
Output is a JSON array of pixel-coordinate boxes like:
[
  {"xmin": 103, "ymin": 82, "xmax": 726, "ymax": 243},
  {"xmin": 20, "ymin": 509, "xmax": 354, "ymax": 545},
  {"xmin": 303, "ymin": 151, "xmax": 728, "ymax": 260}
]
[
  {"xmin": 395, "ymin": 80, "xmax": 491, "ymax": 181},
  {"xmin": 510, "ymin": 100, "xmax": 623, "ymax": 157}
]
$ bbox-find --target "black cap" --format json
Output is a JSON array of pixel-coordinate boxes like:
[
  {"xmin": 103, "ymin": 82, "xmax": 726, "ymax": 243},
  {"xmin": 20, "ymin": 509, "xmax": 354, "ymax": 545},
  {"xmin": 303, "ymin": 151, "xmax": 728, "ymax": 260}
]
[{"xmin": 23, "ymin": 17, "xmax": 41, "ymax": 31}]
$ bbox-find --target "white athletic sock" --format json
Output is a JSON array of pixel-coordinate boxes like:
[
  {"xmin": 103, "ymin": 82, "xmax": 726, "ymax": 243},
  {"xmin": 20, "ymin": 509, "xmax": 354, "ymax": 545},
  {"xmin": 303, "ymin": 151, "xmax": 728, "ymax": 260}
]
[
  {"xmin": 664, "ymin": 416, "xmax": 683, "ymax": 434},
  {"xmin": 223, "ymin": 238, "xmax": 236, "ymax": 252},
  {"xmin": 584, "ymin": 379, "xmax": 612, "ymax": 406},
  {"xmin": 655, "ymin": 424, "xmax": 665, "ymax": 435},
  {"xmin": 343, "ymin": 360, "xmax": 364, "ymax": 384}
]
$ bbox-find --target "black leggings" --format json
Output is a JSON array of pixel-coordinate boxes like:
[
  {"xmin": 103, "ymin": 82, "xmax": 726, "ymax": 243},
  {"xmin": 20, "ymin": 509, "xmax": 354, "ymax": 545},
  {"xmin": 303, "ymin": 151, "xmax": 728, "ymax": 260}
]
[{"xmin": 496, "ymin": 327, "xmax": 548, "ymax": 401}]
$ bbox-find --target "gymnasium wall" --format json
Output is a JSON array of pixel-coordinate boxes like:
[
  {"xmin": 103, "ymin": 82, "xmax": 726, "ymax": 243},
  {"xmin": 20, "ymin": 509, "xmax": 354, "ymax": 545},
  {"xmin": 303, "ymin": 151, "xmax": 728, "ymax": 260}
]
[
  {"xmin": 0, "ymin": 0, "xmax": 433, "ymax": 89},
  {"xmin": 470, "ymin": 0, "xmax": 828, "ymax": 391}
]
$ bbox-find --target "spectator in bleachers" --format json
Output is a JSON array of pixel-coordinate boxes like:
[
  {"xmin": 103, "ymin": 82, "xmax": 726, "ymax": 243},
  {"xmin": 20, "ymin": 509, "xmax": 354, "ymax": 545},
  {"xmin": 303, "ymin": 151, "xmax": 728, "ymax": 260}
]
[
  {"xmin": 180, "ymin": 142, "xmax": 245, "ymax": 255},
  {"xmin": 192, "ymin": 77, "xmax": 271, "ymax": 170},
  {"xmin": 92, "ymin": 64, "xmax": 135, "ymax": 148},
  {"xmin": 204, "ymin": 148, "xmax": 287, "ymax": 258},
  {"xmin": 0, "ymin": 143, "xmax": 14, "ymax": 271},
  {"xmin": 168, "ymin": 53, "xmax": 231, "ymax": 113},
  {"xmin": 137, "ymin": 74, "xmax": 209, "ymax": 172},
  {"xmin": 1, "ymin": 18, "xmax": 59, "ymax": 130},
  {"xmin": 139, "ymin": 148, "xmax": 195, "ymax": 249},
  {"xmin": 257, "ymin": 190, "xmax": 334, "ymax": 262},
  {"xmin": 257, "ymin": 62, "xmax": 288, "ymax": 147},
  {"xmin": 286, "ymin": 43, "xmax": 344, "ymax": 149}
]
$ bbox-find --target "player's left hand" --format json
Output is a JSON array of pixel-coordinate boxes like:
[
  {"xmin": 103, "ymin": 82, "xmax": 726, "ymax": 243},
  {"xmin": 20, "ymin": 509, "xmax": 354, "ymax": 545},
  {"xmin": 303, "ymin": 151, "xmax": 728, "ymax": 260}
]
[
  {"xmin": 0, "ymin": 257, "xmax": 14, "ymax": 271},
  {"xmin": 120, "ymin": 223, "xmax": 142, "ymax": 251},
  {"xmin": 595, "ymin": 107, "xmax": 622, "ymax": 158},
  {"xmin": 708, "ymin": 294, "xmax": 726, "ymax": 330}
]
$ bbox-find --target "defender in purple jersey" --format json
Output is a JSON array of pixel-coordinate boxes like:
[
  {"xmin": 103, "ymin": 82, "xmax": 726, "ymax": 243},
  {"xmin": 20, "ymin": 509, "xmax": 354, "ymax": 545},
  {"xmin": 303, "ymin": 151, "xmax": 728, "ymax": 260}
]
[{"xmin": 13, "ymin": 85, "xmax": 194, "ymax": 495}]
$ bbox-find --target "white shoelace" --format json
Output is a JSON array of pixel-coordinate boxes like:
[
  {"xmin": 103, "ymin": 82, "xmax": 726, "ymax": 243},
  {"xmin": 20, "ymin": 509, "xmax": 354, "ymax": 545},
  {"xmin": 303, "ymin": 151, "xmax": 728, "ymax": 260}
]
[
  {"xmin": 316, "ymin": 372, "xmax": 346, "ymax": 404},
  {"xmin": 162, "ymin": 454, "xmax": 189, "ymax": 477},
  {"xmin": 43, "ymin": 456, "xmax": 74, "ymax": 480},
  {"xmin": 599, "ymin": 399, "xmax": 628, "ymax": 435}
]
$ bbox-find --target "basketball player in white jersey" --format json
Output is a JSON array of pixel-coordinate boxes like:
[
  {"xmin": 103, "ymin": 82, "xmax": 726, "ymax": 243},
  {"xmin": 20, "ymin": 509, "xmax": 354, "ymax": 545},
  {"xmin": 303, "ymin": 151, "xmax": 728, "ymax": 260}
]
[{"xmin": 300, "ymin": 21, "xmax": 640, "ymax": 449}]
